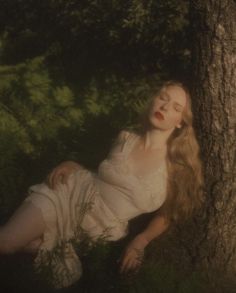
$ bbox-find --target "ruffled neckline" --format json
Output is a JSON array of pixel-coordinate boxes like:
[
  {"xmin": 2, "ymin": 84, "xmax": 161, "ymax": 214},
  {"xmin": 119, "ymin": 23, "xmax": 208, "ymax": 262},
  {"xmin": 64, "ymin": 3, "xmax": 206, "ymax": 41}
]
[{"xmin": 121, "ymin": 132, "xmax": 167, "ymax": 182}]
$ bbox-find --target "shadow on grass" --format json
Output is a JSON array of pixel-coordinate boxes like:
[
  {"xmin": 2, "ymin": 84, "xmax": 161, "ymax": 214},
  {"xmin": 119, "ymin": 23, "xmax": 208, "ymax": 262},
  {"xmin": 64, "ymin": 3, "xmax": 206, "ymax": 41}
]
[{"xmin": 0, "ymin": 237, "xmax": 211, "ymax": 293}]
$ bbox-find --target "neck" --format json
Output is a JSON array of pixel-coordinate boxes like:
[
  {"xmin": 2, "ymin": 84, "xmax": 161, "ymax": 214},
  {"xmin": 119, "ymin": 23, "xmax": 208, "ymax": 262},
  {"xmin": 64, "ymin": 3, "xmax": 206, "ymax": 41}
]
[{"xmin": 141, "ymin": 128, "xmax": 173, "ymax": 151}]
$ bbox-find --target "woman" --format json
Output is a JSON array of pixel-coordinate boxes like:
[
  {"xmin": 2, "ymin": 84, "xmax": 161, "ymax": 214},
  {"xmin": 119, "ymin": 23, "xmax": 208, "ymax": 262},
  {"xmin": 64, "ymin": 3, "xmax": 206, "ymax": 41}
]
[{"xmin": 0, "ymin": 81, "xmax": 204, "ymax": 288}]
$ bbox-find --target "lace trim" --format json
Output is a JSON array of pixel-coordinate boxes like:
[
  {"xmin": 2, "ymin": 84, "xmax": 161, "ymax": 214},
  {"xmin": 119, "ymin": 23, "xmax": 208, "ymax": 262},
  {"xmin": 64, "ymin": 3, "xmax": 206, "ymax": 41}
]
[
  {"xmin": 108, "ymin": 131, "xmax": 167, "ymax": 184},
  {"xmin": 99, "ymin": 131, "xmax": 168, "ymax": 209}
]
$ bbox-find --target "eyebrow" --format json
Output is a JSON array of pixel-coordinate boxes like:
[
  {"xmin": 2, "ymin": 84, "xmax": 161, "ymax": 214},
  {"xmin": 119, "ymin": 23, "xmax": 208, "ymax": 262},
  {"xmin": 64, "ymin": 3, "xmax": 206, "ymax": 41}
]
[{"xmin": 161, "ymin": 92, "xmax": 185, "ymax": 108}]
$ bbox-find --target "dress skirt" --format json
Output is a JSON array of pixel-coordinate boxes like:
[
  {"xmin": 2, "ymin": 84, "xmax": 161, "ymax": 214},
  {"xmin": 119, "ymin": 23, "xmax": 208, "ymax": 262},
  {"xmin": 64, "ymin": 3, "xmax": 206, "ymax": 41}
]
[{"xmin": 24, "ymin": 166, "xmax": 128, "ymax": 288}]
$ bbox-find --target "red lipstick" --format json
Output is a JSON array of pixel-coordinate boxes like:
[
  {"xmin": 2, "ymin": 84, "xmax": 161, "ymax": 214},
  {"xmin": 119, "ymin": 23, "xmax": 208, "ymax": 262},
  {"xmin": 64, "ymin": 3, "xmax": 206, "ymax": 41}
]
[{"xmin": 154, "ymin": 111, "xmax": 165, "ymax": 120}]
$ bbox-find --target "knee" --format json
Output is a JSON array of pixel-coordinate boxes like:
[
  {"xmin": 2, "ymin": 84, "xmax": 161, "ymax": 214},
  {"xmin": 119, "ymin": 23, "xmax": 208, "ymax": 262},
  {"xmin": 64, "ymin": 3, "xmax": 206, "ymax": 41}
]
[
  {"xmin": 0, "ymin": 229, "xmax": 19, "ymax": 254},
  {"xmin": 22, "ymin": 238, "xmax": 42, "ymax": 253}
]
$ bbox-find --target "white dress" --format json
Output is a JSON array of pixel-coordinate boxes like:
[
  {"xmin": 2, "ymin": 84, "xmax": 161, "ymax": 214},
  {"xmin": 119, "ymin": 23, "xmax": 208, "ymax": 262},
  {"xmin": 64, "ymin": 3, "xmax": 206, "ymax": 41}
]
[{"xmin": 24, "ymin": 130, "xmax": 168, "ymax": 288}]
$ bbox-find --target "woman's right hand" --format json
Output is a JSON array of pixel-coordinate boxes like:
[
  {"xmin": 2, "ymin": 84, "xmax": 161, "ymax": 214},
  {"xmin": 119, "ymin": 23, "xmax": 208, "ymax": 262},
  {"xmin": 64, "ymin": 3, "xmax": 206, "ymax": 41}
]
[
  {"xmin": 118, "ymin": 234, "xmax": 148, "ymax": 274},
  {"xmin": 46, "ymin": 161, "xmax": 82, "ymax": 190}
]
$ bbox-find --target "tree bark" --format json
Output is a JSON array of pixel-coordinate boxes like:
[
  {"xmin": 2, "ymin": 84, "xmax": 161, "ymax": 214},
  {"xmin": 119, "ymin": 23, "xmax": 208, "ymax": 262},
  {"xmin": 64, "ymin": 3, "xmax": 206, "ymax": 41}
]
[{"xmin": 190, "ymin": 0, "xmax": 236, "ymax": 290}]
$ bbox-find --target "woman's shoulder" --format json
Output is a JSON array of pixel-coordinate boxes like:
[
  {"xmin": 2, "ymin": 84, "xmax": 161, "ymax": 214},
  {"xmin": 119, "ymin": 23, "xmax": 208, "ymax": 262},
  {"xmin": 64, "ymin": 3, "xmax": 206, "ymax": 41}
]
[
  {"xmin": 108, "ymin": 129, "xmax": 140, "ymax": 156},
  {"xmin": 117, "ymin": 129, "xmax": 139, "ymax": 141}
]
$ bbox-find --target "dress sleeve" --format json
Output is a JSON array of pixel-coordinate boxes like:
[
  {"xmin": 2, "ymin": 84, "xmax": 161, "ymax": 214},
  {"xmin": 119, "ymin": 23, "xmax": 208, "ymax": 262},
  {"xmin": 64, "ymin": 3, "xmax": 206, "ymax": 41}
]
[
  {"xmin": 115, "ymin": 130, "xmax": 130, "ymax": 142},
  {"xmin": 107, "ymin": 130, "xmax": 130, "ymax": 157}
]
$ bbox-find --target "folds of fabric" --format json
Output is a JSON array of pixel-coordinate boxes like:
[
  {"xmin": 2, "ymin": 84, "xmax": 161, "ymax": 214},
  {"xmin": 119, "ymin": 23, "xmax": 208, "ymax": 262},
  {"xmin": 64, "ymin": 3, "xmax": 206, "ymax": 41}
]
[{"xmin": 24, "ymin": 168, "xmax": 98, "ymax": 288}]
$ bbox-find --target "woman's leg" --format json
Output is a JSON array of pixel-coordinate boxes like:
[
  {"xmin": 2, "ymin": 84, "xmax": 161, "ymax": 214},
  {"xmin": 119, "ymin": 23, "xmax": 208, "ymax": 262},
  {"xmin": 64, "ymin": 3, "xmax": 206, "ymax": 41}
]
[{"xmin": 0, "ymin": 201, "xmax": 46, "ymax": 254}]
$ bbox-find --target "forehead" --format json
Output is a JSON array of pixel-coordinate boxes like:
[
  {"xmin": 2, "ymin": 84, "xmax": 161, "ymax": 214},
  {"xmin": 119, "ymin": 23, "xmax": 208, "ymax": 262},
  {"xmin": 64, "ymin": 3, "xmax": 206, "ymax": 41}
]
[{"xmin": 161, "ymin": 85, "xmax": 187, "ymax": 107}]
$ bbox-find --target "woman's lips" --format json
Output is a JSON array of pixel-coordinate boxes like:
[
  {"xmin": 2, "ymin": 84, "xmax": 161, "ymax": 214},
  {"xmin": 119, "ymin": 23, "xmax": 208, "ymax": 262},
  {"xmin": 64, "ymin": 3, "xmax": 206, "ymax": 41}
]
[{"xmin": 154, "ymin": 111, "xmax": 165, "ymax": 120}]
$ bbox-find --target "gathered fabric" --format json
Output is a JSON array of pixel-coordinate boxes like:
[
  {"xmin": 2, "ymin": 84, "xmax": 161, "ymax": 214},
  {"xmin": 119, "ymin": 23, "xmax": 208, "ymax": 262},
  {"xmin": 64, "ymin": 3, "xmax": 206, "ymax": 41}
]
[{"xmin": 24, "ymin": 130, "xmax": 168, "ymax": 288}]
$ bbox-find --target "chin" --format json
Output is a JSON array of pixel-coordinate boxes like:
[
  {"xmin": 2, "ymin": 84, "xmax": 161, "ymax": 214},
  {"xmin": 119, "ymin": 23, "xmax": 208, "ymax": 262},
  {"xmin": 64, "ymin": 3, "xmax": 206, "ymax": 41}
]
[
  {"xmin": 149, "ymin": 123, "xmax": 166, "ymax": 131},
  {"xmin": 149, "ymin": 117, "xmax": 165, "ymax": 130},
  {"xmin": 150, "ymin": 121, "xmax": 176, "ymax": 132}
]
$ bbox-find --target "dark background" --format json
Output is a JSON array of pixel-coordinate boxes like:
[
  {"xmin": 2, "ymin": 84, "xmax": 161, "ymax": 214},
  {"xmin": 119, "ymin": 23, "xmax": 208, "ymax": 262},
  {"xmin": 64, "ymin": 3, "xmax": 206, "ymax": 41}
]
[{"xmin": 0, "ymin": 1, "xmax": 200, "ymax": 292}]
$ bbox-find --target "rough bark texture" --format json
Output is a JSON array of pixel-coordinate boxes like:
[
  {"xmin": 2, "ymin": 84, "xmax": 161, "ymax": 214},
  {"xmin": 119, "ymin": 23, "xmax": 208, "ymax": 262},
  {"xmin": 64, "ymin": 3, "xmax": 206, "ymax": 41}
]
[
  {"xmin": 189, "ymin": 0, "xmax": 236, "ymax": 291},
  {"xmin": 130, "ymin": 2, "xmax": 236, "ymax": 292}
]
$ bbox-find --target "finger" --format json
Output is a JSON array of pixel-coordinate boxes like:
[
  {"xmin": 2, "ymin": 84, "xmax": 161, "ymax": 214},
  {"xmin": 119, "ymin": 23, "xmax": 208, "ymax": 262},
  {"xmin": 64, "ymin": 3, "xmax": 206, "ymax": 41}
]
[
  {"xmin": 127, "ymin": 258, "xmax": 139, "ymax": 270},
  {"xmin": 119, "ymin": 255, "xmax": 131, "ymax": 273},
  {"xmin": 61, "ymin": 174, "xmax": 67, "ymax": 185},
  {"xmin": 52, "ymin": 173, "xmax": 63, "ymax": 189},
  {"xmin": 123, "ymin": 259, "xmax": 137, "ymax": 274},
  {"xmin": 53, "ymin": 167, "xmax": 66, "ymax": 187},
  {"xmin": 47, "ymin": 169, "xmax": 56, "ymax": 188},
  {"xmin": 62, "ymin": 173, "xmax": 71, "ymax": 185},
  {"xmin": 120, "ymin": 257, "xmax": 134, "ymax": 274},
  {"xmin": 131, "ymin": 260, "xmax": 141, "ymax": 272},
  {"xmin": 124, "ymin": 252, "xmax": 143, "ymax": 273},
  {"xmin": 55, "ymin": 167, "xmax": 75, "ymax": 187},
  {"xmin": 51, "ymin": 171, "xmax": 58, "ymax": 189}
]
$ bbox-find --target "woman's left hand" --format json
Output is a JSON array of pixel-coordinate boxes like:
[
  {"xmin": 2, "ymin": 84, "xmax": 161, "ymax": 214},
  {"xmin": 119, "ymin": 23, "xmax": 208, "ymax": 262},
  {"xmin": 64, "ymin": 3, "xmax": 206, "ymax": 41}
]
[
  {"xmin": 118, "ymin": 234, "xmax": 148, "ymax": 274},
  {"xmin": 46, "ymin": 161, "xmax": 81, "ymax": 189}
]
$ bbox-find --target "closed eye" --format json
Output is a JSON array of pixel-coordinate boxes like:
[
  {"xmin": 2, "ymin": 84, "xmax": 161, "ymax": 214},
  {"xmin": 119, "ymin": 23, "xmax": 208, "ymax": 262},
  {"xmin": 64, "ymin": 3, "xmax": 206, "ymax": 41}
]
[{"xmin": 175, "ymin": 107, "xmax": 182, "ymax": 112}]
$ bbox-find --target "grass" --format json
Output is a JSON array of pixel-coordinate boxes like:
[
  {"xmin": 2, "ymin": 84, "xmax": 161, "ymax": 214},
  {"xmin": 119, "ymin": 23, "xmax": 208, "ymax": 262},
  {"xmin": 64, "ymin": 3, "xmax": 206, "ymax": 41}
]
[{"xmin": 0, "ymin": 239, "xmax": 213, "ymax": 293}]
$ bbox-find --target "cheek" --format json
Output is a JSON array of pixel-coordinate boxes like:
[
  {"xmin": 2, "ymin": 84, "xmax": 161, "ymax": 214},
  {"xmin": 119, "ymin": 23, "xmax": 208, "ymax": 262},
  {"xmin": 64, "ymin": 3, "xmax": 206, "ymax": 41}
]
[
  {"xmin": 169, "ymin": 112, "xmax": 183, "ymax": 125},
  {"xmin": 151, "ymin": 99, "xmax": 161, "ymax": 111}
]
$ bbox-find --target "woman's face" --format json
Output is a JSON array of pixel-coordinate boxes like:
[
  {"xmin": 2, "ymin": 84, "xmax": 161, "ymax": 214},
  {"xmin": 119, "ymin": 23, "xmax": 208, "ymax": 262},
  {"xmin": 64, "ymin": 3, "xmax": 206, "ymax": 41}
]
[{"xmin": 148, "ymin": 85, "xmax": 187, "ymax": 131}]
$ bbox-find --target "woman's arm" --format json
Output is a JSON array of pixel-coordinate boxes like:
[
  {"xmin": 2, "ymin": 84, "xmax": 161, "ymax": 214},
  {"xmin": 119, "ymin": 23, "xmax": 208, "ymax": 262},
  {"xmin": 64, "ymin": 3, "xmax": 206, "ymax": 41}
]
[
  {"xmin": 138, "ymin": 213, "xmax": 170, "ymax": 245},
  {"xmin": 119, "ymin": 213, "xmax": 170, "ymax": 273}
]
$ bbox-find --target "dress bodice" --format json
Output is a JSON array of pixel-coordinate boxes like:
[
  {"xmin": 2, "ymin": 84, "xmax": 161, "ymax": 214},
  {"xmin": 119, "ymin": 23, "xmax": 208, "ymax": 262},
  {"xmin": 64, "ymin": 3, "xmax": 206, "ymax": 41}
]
[{"xmin": 96, "ymin": 130, "xmax": 168, "ymax": 221}]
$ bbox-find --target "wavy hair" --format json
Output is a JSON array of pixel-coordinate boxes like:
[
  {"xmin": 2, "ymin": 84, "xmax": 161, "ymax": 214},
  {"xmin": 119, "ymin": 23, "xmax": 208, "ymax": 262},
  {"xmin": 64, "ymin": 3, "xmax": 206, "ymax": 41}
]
[{"xmin": 138, "ymin": 81, "xmax": 204, "ymax": 224}]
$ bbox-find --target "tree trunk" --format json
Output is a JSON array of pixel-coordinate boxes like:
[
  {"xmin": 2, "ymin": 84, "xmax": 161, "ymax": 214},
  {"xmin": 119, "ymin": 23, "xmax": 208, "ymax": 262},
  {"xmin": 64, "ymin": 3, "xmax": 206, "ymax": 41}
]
[{"xmin": 190, "ymin": 0, "xmax": 236, "ymax": 290}]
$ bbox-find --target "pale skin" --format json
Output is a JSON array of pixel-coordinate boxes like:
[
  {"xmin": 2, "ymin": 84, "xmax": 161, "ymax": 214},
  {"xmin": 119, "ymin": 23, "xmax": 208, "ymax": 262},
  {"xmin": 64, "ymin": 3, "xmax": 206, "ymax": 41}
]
[{"xmin": 0, "ymin": 85, "xmax": 187, "ymax": 274}]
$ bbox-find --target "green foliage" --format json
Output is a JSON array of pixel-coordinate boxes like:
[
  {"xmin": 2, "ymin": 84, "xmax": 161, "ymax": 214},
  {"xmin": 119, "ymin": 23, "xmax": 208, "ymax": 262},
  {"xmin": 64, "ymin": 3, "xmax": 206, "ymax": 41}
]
[
  {"xmin": 0, "ymin": 54, "xmax": 160, "ymax": 215},
  {"xmin": 0, "ymin": 0, "xmax": 190, "ymax": 80},
  {"xmin": 0, "ymin": 0, "xmax": 195, "ymax": 291},
  {"xmin": 0, "ymin": 57, "xmax": 80, "ymax": 156},
  {"xmin": 0, "ymin": 57, "xmax": 86, "ymax": 212}
]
